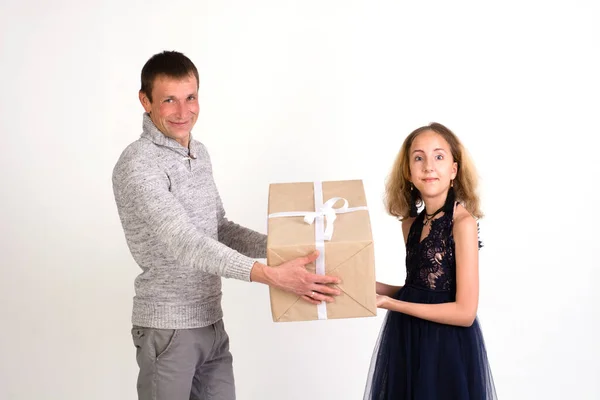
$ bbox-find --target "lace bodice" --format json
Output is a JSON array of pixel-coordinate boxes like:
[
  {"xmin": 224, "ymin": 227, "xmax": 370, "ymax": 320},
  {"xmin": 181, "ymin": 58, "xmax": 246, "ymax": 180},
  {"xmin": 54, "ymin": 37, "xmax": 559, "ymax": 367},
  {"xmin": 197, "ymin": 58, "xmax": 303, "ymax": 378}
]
[{"xmin": 405, "ymin": 211, "xmax": 456, "ymax": 292}]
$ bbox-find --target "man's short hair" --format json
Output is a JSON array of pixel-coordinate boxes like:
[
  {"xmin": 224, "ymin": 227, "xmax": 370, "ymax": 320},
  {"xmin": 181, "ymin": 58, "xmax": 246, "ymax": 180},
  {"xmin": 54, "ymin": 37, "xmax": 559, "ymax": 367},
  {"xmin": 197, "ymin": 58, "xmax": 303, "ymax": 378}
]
[{"xmin": 140, "ymin": 51, "xmax": 199, "ymax": 102}]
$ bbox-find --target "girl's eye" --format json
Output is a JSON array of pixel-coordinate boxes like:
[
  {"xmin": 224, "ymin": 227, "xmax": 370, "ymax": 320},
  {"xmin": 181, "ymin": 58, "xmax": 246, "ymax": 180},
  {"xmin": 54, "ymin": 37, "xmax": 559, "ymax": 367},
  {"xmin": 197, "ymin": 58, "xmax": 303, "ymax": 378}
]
[
  {"xmin": 414, "ymin": 156, "xmax": 422, "ymax": 161},
  {"xmin": 435, "ymin": 154, "xmax": 444, "ymax": 160}
]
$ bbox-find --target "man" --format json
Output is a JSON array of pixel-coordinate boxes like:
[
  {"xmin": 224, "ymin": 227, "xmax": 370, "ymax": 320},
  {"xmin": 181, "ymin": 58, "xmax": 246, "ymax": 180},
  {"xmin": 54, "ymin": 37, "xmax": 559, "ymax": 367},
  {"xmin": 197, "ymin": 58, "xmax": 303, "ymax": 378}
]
[{"xmin": 112, "ymin": 51, "xmax": 341, "ymax": 400}]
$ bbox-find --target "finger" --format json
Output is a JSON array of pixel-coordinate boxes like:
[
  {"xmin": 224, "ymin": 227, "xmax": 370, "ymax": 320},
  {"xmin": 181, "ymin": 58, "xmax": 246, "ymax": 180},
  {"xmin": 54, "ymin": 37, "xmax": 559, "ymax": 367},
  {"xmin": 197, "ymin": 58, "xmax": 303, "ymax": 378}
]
[
  {"xmin": 301, "ymin": 250, "xmax": 320, "ymax": 264},
  {"xmin": 300, "ymin": 295, "xmax": 321, "ymax": 305},
  {"xmin": 310, "ymin": 291, "xmax": 335, "ymax": 303},
  {"xmin": 312, "ymin": 284, "xmax": 341, "ymax": 296},
  {"xmin": 310, "ymin": 273, "xmax": 341, "ymax": 285}
]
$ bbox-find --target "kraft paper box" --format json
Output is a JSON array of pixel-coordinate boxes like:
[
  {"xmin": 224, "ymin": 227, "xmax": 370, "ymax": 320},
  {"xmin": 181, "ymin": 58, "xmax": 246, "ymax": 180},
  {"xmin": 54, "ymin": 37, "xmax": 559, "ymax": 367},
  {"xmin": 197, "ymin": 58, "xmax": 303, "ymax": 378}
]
[{"xmin": 267, "ymin": 180, "xmax": 376, "ymax": 322}]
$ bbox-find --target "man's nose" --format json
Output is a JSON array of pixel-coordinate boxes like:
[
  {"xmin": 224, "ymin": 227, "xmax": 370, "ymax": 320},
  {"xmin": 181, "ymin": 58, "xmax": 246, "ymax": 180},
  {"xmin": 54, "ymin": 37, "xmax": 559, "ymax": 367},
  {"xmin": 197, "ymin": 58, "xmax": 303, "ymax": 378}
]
[{"xmin": 176, "ymin": 102, "xmax": 187, "ymax": 118}]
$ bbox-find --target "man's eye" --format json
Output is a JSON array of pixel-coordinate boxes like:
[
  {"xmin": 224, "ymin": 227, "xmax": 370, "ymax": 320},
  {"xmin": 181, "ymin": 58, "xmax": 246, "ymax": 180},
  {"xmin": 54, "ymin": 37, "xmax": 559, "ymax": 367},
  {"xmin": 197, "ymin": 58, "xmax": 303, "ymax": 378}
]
[
  {"xmin": 164, "ymin": 99, "xmax": 173, "ymax": 103},
  {"xmin": 187, "ymin": 95, "xmax": 196, "ymax": 101}
]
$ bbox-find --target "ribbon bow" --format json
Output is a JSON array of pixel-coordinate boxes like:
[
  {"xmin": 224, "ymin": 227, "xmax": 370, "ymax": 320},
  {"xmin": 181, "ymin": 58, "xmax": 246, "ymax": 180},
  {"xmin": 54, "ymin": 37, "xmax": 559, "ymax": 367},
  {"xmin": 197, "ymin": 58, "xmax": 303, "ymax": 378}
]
[
  {"xmin": 301, "ymin": 197, "xmax": 351, "ymax": 240},
  {"xmin": 268, "ymin": 196, "xmax": 366, "ymax": 241}
]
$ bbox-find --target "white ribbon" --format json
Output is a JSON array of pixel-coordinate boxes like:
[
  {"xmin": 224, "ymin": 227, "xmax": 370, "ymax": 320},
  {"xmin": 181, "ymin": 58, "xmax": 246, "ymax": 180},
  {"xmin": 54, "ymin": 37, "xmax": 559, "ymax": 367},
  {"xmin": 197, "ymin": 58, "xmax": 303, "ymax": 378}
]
[
  {"xmin": 268, "ymin": 193, "xmax": 368, "ymax": 241},
  {"xmin": 268, "ymin": 181, "xmax": 368, "ymax": 320}
]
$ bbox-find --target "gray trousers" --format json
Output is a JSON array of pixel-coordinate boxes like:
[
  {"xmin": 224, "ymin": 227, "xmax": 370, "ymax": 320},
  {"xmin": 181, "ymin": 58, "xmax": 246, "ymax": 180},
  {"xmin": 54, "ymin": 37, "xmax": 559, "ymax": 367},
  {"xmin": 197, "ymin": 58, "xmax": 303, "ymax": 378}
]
[{"xmin": 131, "ymin": 319, "xmax": 235, "ymax": 400}]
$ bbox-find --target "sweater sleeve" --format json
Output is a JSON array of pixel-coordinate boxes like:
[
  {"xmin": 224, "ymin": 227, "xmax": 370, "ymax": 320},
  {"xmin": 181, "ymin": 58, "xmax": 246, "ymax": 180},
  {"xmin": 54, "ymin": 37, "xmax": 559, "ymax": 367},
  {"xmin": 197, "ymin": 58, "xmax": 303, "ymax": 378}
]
[
  {"xmin": 113, "ymin": 156, "xmax": 255, "ymax": 282},
  {"xmin": 216, "ymin": 191, "xmax": 267, "ymax": 258}
]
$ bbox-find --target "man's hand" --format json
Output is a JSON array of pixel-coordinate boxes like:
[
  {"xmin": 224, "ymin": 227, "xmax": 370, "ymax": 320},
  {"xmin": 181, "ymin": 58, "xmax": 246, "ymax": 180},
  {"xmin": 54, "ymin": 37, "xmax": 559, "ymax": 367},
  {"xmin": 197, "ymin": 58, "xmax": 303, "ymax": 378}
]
[{"xmin": 250, "ymin": 251, "xmax": 341, "ymax": 305}]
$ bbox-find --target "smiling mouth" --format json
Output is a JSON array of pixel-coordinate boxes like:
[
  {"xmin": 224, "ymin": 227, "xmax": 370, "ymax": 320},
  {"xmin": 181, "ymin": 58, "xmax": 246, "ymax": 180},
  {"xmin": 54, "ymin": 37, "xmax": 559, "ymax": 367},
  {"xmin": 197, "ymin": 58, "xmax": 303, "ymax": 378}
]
[
  {"xmin": 169, "ymin": 121, "xmax": 189, "ymax": 127},
  {"xmin": 422, "ymin": 178, "xmax": 438, "ymax": 183}
]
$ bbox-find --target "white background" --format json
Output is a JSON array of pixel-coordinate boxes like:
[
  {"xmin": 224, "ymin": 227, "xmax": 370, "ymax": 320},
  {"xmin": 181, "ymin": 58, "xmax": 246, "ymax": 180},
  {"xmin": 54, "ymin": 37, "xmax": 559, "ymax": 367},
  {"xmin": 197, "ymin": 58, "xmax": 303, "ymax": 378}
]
[{"xmin": 1, "ymin": 1, "xmax": 599, "ymax": 399}]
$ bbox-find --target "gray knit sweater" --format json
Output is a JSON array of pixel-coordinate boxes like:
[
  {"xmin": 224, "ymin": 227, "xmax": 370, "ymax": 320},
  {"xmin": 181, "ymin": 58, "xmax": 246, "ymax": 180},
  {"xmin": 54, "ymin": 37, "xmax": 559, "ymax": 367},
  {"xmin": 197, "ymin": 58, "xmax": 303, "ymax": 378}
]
[{"xmin": 112, "ymin": 113, "xmax": 267, "ymax": 329}]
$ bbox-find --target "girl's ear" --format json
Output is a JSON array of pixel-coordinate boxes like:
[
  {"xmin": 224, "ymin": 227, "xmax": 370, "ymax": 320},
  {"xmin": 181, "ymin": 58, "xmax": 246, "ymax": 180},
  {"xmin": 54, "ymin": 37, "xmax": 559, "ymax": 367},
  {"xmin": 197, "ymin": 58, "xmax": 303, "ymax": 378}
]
[{"xmin": 451, "ymin": 162, "xmax": 458, "ymax": 180}]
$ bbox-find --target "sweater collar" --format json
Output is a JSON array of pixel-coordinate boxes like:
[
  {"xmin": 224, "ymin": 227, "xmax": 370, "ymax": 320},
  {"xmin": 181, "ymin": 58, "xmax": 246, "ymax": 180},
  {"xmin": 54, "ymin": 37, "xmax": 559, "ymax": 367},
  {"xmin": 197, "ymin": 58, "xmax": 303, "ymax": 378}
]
[{"xmin": 140, "ymin": 112, "xmax": 196, "ymax": 150}]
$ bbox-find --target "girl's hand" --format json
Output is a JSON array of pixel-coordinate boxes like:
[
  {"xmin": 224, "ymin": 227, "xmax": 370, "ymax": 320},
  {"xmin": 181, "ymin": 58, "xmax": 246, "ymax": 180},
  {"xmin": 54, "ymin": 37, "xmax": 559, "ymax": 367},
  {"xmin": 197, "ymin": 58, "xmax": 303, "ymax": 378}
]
[{"xmin": 376, "ymin": 294, "xmax": 392, "ymax": 309}]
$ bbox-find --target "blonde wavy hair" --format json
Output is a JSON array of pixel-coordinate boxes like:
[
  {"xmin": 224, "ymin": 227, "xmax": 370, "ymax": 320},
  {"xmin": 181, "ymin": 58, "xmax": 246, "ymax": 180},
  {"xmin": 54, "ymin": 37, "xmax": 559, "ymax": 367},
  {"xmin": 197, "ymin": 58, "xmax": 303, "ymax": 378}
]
[{"xmin": 385, "ymin": 122, "xmax": 483, "ymax": 220}]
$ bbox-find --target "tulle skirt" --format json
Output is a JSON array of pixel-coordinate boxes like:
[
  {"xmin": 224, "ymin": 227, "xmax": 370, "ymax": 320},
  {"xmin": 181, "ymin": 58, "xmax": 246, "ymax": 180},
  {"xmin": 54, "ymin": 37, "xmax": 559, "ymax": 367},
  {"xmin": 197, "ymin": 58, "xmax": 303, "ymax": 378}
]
[{"xmin": 364, "ymin": 285, "xmax": 497, "ymax": 400}]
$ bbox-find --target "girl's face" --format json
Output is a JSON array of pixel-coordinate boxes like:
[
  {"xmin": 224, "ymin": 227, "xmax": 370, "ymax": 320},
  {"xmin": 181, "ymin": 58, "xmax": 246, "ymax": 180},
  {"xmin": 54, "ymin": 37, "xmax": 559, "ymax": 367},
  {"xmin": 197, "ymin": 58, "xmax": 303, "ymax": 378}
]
[{"xmin": 408, "ymin": 130, "xmax": 458, "ymax": 200}]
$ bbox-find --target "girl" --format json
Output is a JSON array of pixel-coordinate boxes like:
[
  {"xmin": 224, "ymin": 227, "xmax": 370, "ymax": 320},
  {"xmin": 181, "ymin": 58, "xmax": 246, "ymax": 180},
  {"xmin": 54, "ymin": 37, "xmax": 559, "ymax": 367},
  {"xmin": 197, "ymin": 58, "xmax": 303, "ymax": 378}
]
[{"xmin": 364, "ymin": 123, "xmax": 497, "ymax": 399}]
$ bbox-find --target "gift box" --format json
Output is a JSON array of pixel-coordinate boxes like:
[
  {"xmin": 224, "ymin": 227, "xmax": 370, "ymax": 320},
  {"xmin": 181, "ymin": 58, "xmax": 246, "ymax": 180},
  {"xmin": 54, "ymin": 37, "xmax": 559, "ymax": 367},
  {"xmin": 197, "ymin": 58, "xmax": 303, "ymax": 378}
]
[{"xmin": 267, "ymin": 180, "xmax": 376, "ymax": 322}]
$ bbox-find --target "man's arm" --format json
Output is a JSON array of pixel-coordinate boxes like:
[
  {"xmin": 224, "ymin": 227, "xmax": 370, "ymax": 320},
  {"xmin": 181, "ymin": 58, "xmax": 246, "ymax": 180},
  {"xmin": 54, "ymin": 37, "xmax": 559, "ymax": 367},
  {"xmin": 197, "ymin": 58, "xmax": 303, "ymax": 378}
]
[
  {"xmin": 114, "ymin": 157, "xmax": 256, "ymax": 281},
  {"xmin": 113, "ymin": 156, "xmax": 340, "ymax": 301},
  {"xmin": 216, "ymin": 193, "xmax": 267, "ymax": 259}
]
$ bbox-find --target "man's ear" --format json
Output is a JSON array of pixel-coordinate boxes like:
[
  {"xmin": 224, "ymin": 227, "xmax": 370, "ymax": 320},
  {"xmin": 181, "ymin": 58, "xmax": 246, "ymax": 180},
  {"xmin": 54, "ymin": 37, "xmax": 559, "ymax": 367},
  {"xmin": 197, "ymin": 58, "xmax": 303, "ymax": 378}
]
[{"xmin": 139, "ymin": 91, "xmax": 152, "ymax": 113}]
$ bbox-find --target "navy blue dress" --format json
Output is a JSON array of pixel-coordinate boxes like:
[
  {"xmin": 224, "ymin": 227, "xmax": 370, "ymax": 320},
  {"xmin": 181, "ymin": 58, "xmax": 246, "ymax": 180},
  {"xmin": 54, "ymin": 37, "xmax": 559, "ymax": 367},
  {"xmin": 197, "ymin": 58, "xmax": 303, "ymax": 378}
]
[{"xmin": 364, "ymin": 205, "xmax": 497, "ymax": 399}]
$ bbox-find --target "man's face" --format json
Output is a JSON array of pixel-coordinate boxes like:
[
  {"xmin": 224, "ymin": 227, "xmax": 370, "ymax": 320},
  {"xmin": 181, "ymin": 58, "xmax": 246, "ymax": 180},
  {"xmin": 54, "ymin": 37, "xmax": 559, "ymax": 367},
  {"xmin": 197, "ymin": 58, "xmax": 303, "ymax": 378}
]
[{"xmin": 139, "ymin": 74, "xmax": 199, "ymax": 148}]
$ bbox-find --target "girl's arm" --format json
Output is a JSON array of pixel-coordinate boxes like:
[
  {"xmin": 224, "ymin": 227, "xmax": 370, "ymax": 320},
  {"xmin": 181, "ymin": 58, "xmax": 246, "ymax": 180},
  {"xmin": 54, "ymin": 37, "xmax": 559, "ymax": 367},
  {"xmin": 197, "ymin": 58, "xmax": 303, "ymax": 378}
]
[
  {"xmin": 376, "ymin": 217, "xmax": 415, "ymax": 296},
  {"xmin": 376, "ymin": 282, "xmax": 402, "ymax": 297},
  {"xmin": 377, "ymin": 208, "xmax": 480, "ymax": 327}
]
